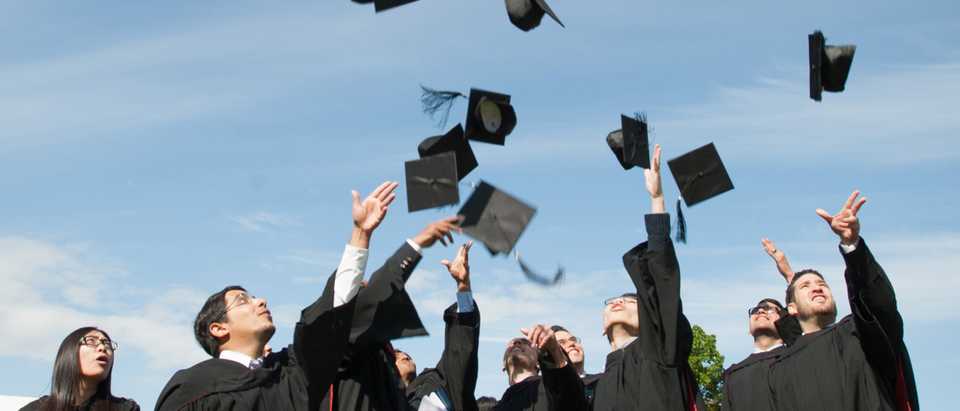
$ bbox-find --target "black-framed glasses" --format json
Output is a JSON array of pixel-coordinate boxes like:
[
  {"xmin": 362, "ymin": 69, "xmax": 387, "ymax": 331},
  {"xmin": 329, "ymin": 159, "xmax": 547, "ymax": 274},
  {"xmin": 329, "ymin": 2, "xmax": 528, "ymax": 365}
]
[
  {"xmin": 748, "ymin": 304, "xmax": 781, "ymax": 316},
  {"xmin": 603, "ymin": 296, "xmax": 638, "ymax": 306},
  {"xmin": 79, "ymin": 336, "xmax": 118, "ymax": 351}
]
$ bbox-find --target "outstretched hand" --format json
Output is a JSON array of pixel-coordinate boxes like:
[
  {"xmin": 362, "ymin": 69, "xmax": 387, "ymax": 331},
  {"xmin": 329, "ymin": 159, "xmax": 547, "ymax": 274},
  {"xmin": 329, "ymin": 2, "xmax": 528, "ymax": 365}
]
[
  {"xmin": 413, "ymin": 216, "xmax": 463, "ymax": 249},
  {"xmin": 352, "ymin": 181, "xmax": 398, "ymax": 233},
  {"xmin": 815, "ymin": 190, "xmax": 867, "ymax": 246},
  {"xmin": 644, "ymin": 144, "xmax": 665, "ymax": 213},
  {"xmin": 761, "ymin": 238, "xmax": 795, "ymax": 283},
  {"xmin": 520, "ymin": 324, "xmax": 567, "ymax": 368},
  {"xmin": 441, "ymin": 241, "xmax": 473, "ymax": 292}
]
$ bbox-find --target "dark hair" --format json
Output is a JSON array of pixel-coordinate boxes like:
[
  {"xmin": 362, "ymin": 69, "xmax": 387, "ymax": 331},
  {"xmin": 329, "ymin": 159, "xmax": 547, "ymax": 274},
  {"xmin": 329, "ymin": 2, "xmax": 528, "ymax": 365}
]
[
  {"xmin": 756, "ymin": 298, "xmax": 785, "ymax": 311},
  {"xmin": 785, "ymin": 269, "xmax": 825, "ymax": 305},
  {"xmin": 194, "ymin": 285, "xmax": 245, "ymax": 357},
  {"xmin": 477, "ymin": 396, "xmax": 498, "ymax": 411},
  {"xmin": 43, "ymin": 327, "xmax": 115, "ymax": 411},
  {"xmin": 549, "ymin": 325, "xmax": 568, "ymax": 333}
]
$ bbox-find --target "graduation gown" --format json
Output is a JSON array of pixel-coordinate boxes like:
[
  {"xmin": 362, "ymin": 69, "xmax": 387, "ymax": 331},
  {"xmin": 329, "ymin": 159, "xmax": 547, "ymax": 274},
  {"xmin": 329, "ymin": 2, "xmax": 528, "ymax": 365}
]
[
  {"xmin": 21, "ymin": 396, "xmax": 139, "ymax": 411},
  {"xmin": 493, "ymin": 354, "xmax": 589, "ymax": 411},
  {"xmin": 154, "ymin": 270, "xmax": 355, "ymax": 411},
  {"xmin": 767, "ymin": 238, "xmax": 919, "ymax": 411},
  {"xmin": 592, "ymin": 213, "xmax": 701, "ymax": 411},
  {"xmin": 406, "ymin": 302, "xmax": 481, "ymax": 411},
  {"xmin": 321, "ymin": 242, "xmax": 429, "ymax": 411},
  {"xmin": 721, "ymin": 347, "xmax": 784, "ymax": 411},
  {"xmin": 581, "ymin": 373, "xmax": 602, "ymax": 405}
]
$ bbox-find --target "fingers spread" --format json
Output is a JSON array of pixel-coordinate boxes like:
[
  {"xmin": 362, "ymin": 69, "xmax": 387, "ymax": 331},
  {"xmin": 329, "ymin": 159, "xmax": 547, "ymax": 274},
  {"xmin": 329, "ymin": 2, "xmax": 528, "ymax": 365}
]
[
  {"xmin": 843, "ymin": 190, "xmax": 861, "ymax": 211},
  {"xmin": 851, "ymin": 197, "xmax": 867, "ymax": 215},
  {"xmin": 815, "ymin": 208, "xmax": 834, "ymax": 222}
]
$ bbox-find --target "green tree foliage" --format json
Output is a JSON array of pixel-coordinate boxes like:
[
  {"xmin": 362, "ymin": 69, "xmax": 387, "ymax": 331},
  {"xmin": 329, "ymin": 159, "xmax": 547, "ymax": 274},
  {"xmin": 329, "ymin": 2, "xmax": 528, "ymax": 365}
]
[{"xmin": 689, "ymin": 324, "xmax": 725, "ymax": 411}]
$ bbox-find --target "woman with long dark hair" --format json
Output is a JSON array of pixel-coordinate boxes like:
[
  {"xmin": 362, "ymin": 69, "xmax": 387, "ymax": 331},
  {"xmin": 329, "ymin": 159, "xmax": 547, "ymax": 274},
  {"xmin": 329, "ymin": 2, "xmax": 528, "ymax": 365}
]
[{"xmin": 21, "ymin": 327, "xmax": 139, "ymax": 411}]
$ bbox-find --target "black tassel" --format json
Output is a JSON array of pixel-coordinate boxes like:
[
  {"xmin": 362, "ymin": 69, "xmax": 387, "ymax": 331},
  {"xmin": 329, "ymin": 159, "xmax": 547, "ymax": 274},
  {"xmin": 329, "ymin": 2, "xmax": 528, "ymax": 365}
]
[
  {"xmin": 675, "ymin": 198, "xmax": 687, "ymax": 243},
  {"xmin": 516, "ymin": 252, "xmax": 564, "ymax": 286},
  {"xmin": 420, "ymin": 85, "xmax": 466, "ymax": 129}
]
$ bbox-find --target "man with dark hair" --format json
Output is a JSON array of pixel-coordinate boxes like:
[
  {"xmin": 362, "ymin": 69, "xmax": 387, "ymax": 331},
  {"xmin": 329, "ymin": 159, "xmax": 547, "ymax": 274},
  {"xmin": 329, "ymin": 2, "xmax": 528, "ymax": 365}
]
[
  {"xmin": 319, "ymin": 211, "xmax": 463, "ymax": 411},
  {"xmin": 493, "ymin": 325, "xmax": 589, "ymax": 411},
  {"xmin": 401, "ymin": 241, "xmax": 482, "ymax": 411},
  {"xmin": 767, "ymin": 190, "xmax": 919, "ymax": 410},
  {"xmin": 721, "ymin": 298, "xmax": 786, "ymax": 411},
  {"xmin": 591, "ymin": 145, "xmax": 701, "ymax": 411},
  {"xmin": 476, "ymin": 397, "xmax": 497, "ymax": 411},
  {"xmin": 549, "ymin": 326, "xmax": 600, "ymax": 403}
]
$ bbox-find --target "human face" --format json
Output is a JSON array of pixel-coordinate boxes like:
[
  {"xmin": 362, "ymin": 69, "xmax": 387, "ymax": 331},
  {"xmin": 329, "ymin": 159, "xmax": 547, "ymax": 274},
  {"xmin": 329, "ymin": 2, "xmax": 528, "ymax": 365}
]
[
  {"xmin": 602, "ymin": 295, "xmax": 640, "ymax": 336},
  {"xmin": 553, "ymin": 330, "xmax": 584, "ymax": 365},
  {"xmin": 78, "ymin": 330, "xmax": 114, "ymax": 382},
  {"xmin": 789, "ymin": 273, "xmax": 837, "ymax": 321},
  {"xmin": 393, "ymin": 350, "xmax": 417, "ymax": 380},
  {"xmin": 221, "ymin": 290, "xmax": 275, "ymax": 342},
  {"xmin": 748, "ymin": 302, "xmax": 782, "ymax": 336},
  {"xmin": 503, "ymin": 337, "xmax": 538, "ymax": 371}
]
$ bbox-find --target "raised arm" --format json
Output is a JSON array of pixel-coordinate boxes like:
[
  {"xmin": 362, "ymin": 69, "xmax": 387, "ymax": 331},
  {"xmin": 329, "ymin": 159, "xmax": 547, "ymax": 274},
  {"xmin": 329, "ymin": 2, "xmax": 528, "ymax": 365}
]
[
  {"xmin": 433, "ymin": 241, "xmax": 481, "ymax": 411},
  {"xmin": 521, "ymin": 325, "xmax": 589, "ymax": 411},
  {"xmin": 761, "ymin": 238, "xmax": 795, "ymax": 284}
]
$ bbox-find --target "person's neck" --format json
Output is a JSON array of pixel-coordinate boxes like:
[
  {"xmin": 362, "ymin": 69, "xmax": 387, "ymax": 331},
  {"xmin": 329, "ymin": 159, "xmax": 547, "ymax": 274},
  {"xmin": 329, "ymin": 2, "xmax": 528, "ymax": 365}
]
[
  {"xmin": 507, "ymin": 366, "xmax": 538, "ymax": 386},
  {"xmin": 220, "ymin": 338, "xmax": 266, "ymax": 360},
  {"xmin": 76, "ymin": 378, "xmax": 98, "ymax": 406},
  {"xmin": 608, "ymin": 326, "xmax": 637, "ymax": 351},
  {"xmin": 799, "ymin": 314, "xmax": 835, "ymax": 334},
  {"xmin": 752, "ymin": 334, "xmax": 783, "ymax": 352}
]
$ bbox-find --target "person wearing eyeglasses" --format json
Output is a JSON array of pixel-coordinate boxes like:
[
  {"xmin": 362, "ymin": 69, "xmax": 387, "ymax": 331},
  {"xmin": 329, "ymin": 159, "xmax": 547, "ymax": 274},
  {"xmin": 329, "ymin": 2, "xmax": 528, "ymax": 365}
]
[
  {"xmin": 401, "ymin": 241, "xmax": 482, "ymax": 411},
  {"xmin": 592, "ymin": 144, "xmax": 702, "ymax": 411},
  {"xmin": 720, "ymin": 298, "xmax": 786, "ymax": 411},
  {"xmin": 156, "ymin": 182, "xmax": 460, "ymax": 411},
  {"xmin": 493, "ymin": 325, "xmax": 588, "ymax": 411},
  {"xmin": 549, "ymin": 326, "xmax": 600, "ymax": 403},
  {"xmin": 21, "ymin": 327, "xmax": 139, "ymax": 411}
]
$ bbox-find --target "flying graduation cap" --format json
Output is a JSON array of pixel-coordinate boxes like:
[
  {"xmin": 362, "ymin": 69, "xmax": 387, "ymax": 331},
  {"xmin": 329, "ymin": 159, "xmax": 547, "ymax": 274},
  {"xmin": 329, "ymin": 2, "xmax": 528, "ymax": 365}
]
[
  {"xmin": 606, "ymin": 113, "xmax": 651, "ymax": 170},
  {"xmin": 418, "ymin": 124, "xmax": 478, "ymax": 181},
  {"xmin": 405, "ymin": 151, "xmax": 460, "ymax": 212},
  {"xmin": 666, "ymin": 143, "xmax": 734, "ymax": 242},
  {"xmin": 505, "ymin": 0, "xmax": 565, "ymax": 31},
  {"xmin": 458, "ymin": 181, "xmax": 564, "ymax": 285},
  {"xmin": 420, "ymin": 86, "xmax": 518, "ymax": 145},
  {"xmin": 352, "ymin": 0, "xmax": 420, "ymax": 13},
  {"xmin": 809, "ymin": 30, "xmax": 856, "ymax": 102}
]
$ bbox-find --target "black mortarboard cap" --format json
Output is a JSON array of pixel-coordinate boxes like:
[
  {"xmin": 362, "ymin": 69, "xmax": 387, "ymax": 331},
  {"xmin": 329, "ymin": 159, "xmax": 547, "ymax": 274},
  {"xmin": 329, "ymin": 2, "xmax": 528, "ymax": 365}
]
[
  {"xmin": 418, "ymin": 124, "xmax": 478, "ymax": 181},
  {"xmin": 505, "ymin": 0, "xmax": 565, "ymax": 32},
  {"xmin": 458, "ymin": 181, "xmax": 563, "ymax": 285},
  {"xmin": 666, "ymin": 143, "xmax": 735, "ymax": 242},
  {"xmin": 464, "ymin": 89, "xmax": 517, "ymax": 145},
  {"xmin": 606, "ymin": 114, "xmax": 650, "ymax": 170},
  {"xmin": 809, "ymin": 30, "xmax": 856, "ymax": 102},
  {"xmin": 405, "ymin": 152, "xmax": 460, "ymax": 212},
  {"xmin": 352, "ymin": 0, "xmax": 420, "ymax": 12}
]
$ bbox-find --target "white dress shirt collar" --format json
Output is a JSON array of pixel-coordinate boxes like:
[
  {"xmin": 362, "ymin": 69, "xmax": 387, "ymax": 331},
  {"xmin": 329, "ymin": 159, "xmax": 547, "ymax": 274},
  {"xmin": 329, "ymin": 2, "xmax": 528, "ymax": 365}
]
[{"xmin": 220, "ymin": 350, "xmax": 264, "ymax": 369}]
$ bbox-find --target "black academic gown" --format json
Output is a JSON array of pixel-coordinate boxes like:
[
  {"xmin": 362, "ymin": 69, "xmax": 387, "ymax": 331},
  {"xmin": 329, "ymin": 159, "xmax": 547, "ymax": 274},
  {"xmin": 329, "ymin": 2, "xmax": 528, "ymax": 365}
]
[
  {"xmin": 154, "ymin": 270, "xmax": 354, "ymax": 411},
  {"xmin": 767, "ymin": 238, "xmax": 919, "ymax": 411},
  {"xmin": 581, "ymin": 373, "xmax": 602, "ymax": 405},
  {"xmin": 21, "ymin": 396, "xmax": 139, "ymax": 411},
  {"xmin": 592, "ymin": 213, "xmax": 701, "ymax": 411},
  {"xmin": 321, "ymin": 242, "xmax": 429, "ymax": 411},
  {"xmin": 406, "ymin": 302, "xmax": 481, "ymax": 411},
  {"xmin": 493, "ymin": 353, "xmax": 589, "ymax": 411},
  {"xmin": 721, "ymin": 347, "xmax": 784, "ymax": 411}
]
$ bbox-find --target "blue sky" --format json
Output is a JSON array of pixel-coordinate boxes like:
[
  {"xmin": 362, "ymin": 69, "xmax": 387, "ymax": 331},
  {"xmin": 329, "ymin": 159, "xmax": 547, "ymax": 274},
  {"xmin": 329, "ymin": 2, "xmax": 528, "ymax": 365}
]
[{"xmin": 1, "ymin": 0, "xmax": 957, "ymax": 409}]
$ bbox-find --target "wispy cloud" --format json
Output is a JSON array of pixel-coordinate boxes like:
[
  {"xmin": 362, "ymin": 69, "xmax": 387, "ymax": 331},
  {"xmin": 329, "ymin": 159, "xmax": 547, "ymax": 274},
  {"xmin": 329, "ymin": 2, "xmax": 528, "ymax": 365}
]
[{"xmin": 229, "ymin": 211, "xmax": 301, "ymax": 233}]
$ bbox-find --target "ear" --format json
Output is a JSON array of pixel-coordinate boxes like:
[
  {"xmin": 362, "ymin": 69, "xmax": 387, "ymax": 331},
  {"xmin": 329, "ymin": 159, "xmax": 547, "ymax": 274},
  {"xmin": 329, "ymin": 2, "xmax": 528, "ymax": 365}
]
[
  {"xmin": 787, "ymin": 302, "xmax": 798, "ymax": 315},
  {"xmin": 209, "ymin": 321, "xmax": 230, "ymax": 340}
]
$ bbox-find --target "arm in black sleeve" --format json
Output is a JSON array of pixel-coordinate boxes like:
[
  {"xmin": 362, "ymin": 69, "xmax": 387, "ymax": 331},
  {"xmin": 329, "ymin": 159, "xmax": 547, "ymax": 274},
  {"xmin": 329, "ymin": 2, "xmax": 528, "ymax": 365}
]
[
  {"xmin": 621, "ymin": 213, "xmax": 685, "ymax": 366},
  {"xmin": 842, "ymin": 238, "xmax": 903, "ymax": 344},
  {"xmin": 293, "ymin": 269, "xmax": 358, "ymax": 398},
  {"xmin": 538, "ymin": 351, "xmax": 589, "ymax": 411},
  {"xmin": 433, "ymin": 302, "xmax": 481, "ymax": 411},
  {"xmin": 348, "ymin": 241, "xmax": 428, "ymax": 346}
]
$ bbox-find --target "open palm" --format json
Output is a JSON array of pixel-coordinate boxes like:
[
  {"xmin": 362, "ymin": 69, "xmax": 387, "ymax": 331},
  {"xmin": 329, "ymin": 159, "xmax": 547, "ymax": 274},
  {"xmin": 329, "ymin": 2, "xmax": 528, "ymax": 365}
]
[{"xmin": 353, "ymin": 181, "xmax": 398, "ymax": 232}]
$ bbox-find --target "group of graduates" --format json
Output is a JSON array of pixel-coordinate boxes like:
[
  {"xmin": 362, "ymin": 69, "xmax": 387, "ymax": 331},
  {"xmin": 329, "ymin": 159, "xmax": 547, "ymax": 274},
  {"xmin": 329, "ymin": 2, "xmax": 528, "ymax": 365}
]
[{"xmin": 21, "ymin": 144, "xmax": 918, "ymax": 411}]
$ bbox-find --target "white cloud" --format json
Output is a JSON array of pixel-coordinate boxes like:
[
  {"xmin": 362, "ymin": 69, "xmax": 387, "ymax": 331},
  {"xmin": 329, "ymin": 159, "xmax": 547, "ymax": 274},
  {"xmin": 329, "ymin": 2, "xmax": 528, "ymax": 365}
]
[
  {"xmin": 0, "ymin": 236, "xmax": 207, "ymax": 370},
  {"xmin": 229, "ymin": 211, "xmax": 301, "ymax": 233}
]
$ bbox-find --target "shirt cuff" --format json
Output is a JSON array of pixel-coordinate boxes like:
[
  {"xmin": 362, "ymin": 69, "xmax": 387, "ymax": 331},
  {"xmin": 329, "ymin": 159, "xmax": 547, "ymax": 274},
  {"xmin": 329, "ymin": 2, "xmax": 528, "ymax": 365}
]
[
  {"xmin": 456, "ymin": 291, "xmax": 475, "ymax": 313},
  {"xmin": 333, "ymin": 244, "xmax": 368, "ymax": 308},
  {"xmin": 406, "ymin": 238, "xmax": 423, "ymax": 255},
  {"xmin": 839, "ymin": 242, "xmax": 858, "ymax": 254}
]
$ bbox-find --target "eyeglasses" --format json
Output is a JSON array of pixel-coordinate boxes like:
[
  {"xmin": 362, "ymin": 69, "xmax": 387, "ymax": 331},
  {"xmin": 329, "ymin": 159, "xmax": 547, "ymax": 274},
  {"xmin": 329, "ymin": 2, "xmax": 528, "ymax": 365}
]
[
  {"xmin": 225, "ymin": 293, "xmax": 254, "ymax": 312},
  {"xmin": 556, "ymin": 336, "xmax": 580, "ymax": 346},
  {"xmin": 603, "ymin": 296, "xmax": 638, "ymax": 306},
  {"xmin": 748, "ymin": 305, "xmax": 781, "ymax": 316},
  {"xmin": 79, "ymin": 336, "xmax": 118, "ymax": 351}
]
